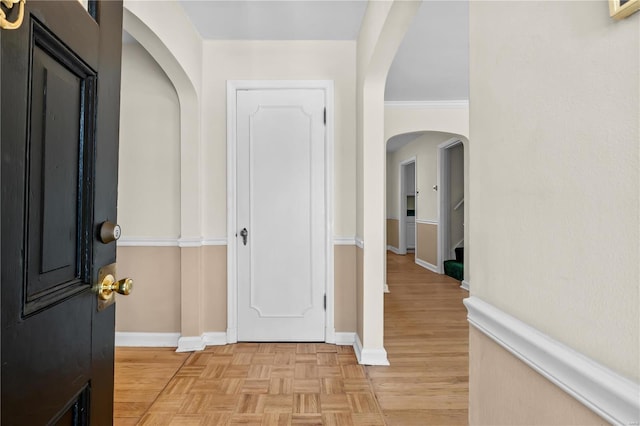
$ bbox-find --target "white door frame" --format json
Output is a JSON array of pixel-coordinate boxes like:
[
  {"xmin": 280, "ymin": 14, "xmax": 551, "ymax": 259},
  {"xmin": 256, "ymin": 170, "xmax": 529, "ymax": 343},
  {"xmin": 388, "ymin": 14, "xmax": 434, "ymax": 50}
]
[
  {"xmin": 437, "ymin": 137, "xmax": 463, "ymax": 274},
  {"xmin": 226, "ymin": 80, "xmax": 335, "ymax": 344},
  {"xmin": 398, "ymin": 156, "xmax": 416, "ymax": 255}
]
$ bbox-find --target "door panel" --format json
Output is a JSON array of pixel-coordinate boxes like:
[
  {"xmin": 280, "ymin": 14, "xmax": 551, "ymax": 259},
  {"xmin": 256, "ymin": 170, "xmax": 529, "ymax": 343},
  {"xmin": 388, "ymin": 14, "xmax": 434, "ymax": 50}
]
[
  {"xmin": 1, "ymin": 1, "xmax": 123, "ymax": 424},
  {"xmin": 25, "ymin": 22, "xmax": 97, "ymax": 315},
  {"xmin": 237, "ymin": 89, "xmax": 326, "ymax": 341}
]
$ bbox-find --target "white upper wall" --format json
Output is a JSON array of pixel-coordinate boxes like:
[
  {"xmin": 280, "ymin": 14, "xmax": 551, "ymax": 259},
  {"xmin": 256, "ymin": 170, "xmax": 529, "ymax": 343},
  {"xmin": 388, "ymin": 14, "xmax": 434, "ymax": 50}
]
[
  {"xmin": 469, "ymin": 1, "xmax": 639, "ymax": 380},
  {"xmin": 175, "ymin": 0, "xmax": 467, "ymax": 102},
  {"xmin": 179, "ymin": 1, "xmax": 367, "ymax": 40},
  {"xmin": 118, "ymin": 41, "xmax": 181, "ymax": 239},
  {"xmin": 201, "ymin": 41, "xmax": 358, "ymax": 239}
]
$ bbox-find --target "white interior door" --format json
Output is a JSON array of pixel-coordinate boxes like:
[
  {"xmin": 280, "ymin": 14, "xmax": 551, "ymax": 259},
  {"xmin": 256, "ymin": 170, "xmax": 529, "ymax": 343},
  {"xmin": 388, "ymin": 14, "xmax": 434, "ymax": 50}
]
[{"xmin": 236, "ymin": 89, "xmax": 326, "ymax": 341}]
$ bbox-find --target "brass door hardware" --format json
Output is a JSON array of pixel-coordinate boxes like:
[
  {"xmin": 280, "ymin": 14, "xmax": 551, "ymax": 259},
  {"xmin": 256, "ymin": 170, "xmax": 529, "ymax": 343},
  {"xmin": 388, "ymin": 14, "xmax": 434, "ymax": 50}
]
[
  {"xmin": 0, "ymin": 0, "xmax": 25, "ymax": 31},
  {"xmin": 95, "ymin": 263, "xmax": 133, "ymax": 311},
  {"xmin": 98, "ymin": 274, "xmax": 133, "ymax": 300}
]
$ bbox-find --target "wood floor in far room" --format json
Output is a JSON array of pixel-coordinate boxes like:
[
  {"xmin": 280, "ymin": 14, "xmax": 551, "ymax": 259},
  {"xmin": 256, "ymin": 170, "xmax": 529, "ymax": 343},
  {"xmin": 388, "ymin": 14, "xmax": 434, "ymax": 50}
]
[
  {"xmin": 114, "ymin": 251, "xmax": 469, "ymax": 425},
  {"xmin": 377, "ymin": 252, "xmax": 469, "ymax": 425}
]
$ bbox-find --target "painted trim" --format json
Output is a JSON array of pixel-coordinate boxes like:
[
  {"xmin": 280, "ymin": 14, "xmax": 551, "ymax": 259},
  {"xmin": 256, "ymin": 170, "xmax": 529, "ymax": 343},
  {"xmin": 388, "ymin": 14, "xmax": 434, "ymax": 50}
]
[
  {"xmin": 415, "ymin": 258, "xmax": 439, "ymax": 273},
  {"xmin": 464, "ymin": 296, "xmax": 640, "ymax": 426},
  {"xmin": 354, "ymin": 237, "xmax": 364, "ymax": 249},
  {"xmin": 202, "ymin": 332, "xmax": 229, "ymax": 346},
  {"xmin": 355, "ymin": 334, "xmax": 390, "ymax": 366},
  {"xmin": 226, "ymin": 80, "xmax": 335, "ymax": 345},
  {"xmin": 333, "ymin": 237, "xmax": 356, "ymax": 246},
  {"xmin": 384, "ymin": 284, "xmax": 390, "ymax": 293},
  {"xmin": 117, "ymin": 237, "xmax": 228, "ymax": 247},
  {"xmin": 176, "ymin": 332, "xmax": 229, "ymax": 352},
  {"xmin": 202, "ymin": 239, "xmax": 228, "ymax": 246},
  {"xmin": 334, "ymin": 332, "xmax": 356, "ymax": 346},
  {"xmin": 398, "ymin": 156, "xmax": 417, "ymax": 256},
  {"xmin": 354, "ymin": 334, "xmax": 364, "ymax": 363},
  {"xmin": 461, "ymin": 280, "xmax": 470, "ymax": 291},
  {"xmin": 176, "ymin": 336, "xmax": 206, "ymax": 352},
  {"xmin": 117, "ymin": 237, "xmax": 179, "ymax": 247},
  {"xmin": 386, "ymin": 216, "xmax": 400, "ymax": 221},
  {"xmin": 226, "ymin": 327, "xmax": 237, "ymax": 344},
  {"xmin": 387, "ymin": 245, "xmax": 402, "ymax": 255},
  {"xmin": 115, "ymin": 332, "xmax": 180, "ymax": 347},
  {"xmin": 437, "ymin": 137, "xmax": 464, "ymax": 275},
  {"xmin": 385, "ymin": 100, "xmax": 469, "ymax": 109},
  {"xmin": 415, "ymin": 219, "xmax": 438, "ymax": 225},
  {"xmin": 178, "ymin": 237, "xmax": 201, "ymax": 248}
]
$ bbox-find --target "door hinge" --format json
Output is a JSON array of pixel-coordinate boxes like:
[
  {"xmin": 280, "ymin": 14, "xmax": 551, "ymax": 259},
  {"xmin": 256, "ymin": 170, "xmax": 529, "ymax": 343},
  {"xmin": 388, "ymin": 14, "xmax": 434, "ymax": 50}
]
[
  {"xmin": 323, "ymin": 107, "xmax": 326, "ymax": 125},
  {"xmin": 323, "ymin": 294, "xmax": 326, "ymax": 310}
]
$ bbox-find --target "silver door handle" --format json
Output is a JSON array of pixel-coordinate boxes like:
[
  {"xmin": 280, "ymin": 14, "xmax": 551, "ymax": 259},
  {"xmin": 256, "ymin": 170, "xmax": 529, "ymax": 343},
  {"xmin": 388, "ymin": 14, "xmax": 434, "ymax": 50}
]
[{"xmin": 240, "ymin": 228, "xmax": 248, "ymax": 246}]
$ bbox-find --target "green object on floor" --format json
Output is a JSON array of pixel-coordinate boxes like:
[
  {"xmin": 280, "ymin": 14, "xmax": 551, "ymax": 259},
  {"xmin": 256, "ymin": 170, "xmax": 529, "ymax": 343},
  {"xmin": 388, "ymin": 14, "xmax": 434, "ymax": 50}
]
[{"xmin": 444, "ymin": 260, "xmax": 464, "ymax": 281}]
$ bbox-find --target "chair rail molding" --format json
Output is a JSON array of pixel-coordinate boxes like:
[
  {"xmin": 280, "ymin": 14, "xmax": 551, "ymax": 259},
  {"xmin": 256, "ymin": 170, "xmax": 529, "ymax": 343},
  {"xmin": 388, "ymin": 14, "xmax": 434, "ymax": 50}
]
[{"xmin": 464, "ymin": 296, "xmax": 640, "ymax": 426}]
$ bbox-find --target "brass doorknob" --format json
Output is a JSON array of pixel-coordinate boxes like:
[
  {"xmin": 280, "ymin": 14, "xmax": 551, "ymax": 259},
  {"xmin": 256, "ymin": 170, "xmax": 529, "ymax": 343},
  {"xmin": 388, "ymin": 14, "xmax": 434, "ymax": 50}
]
[{"xmin": 98, "ymin": 274, "xmax": 133, "ymax": 300}]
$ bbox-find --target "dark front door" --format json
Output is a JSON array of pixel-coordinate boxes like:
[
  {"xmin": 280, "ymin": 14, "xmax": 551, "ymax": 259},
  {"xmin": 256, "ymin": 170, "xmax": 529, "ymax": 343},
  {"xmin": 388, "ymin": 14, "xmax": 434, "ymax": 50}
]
[{"xmin": 1, "ymin": 1, "xmax": 123, "ymax": 423}]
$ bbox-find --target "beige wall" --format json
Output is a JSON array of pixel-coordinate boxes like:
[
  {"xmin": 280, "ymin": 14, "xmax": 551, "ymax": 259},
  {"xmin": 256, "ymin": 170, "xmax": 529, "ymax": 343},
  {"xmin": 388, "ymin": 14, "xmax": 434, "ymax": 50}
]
[
  {"xmin": 335, "ymin": 246, "xmax": 357, "ymax": 333},
  {"xmin": 469, "ymin": 328, "xmax": 606, "ymax": 425},
  {"xmin": 115, "ymin": 247, "xmax": 181, "ymax": 333},
  {"xmin": 469, "ymin": 0, "xmax": 639, "ymax": 382},
  {"xmin": 416, "ymin": 223, "xmax": 437, "ymax": 266},
  {"xmin": 117, "ymin": 39, "xmax": 359, "ymax": 337},
  {"xmin": 202, "ymin": 246, "xmax": 227, "ymax": 332},
  {"xmin": 201, "ymin": 41, "xmax": 357, "ymax": 239},
  {"xmin": 118, "ymin": 41, "xmax": 180, "ymax": 239},
  {"xmin": 386, "ymin": 219, "xmax": 400, "ymax": 249}
]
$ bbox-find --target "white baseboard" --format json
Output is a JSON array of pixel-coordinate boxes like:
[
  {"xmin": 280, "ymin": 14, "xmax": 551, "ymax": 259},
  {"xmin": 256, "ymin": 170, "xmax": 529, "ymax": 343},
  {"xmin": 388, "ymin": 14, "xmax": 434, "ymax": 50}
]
[
  {"xmin": 176, "ymin": 336, "xmax": 207, "ymax": 352},
  {"xmin": 464, "ymin": 296, "xmax": 640, "ymax": 426},
  {"xmin": 354, "ymin": 334, "xmax": 390, "ymax": 366},
  {"xmin": 226, "ymin": 327, "xmax": 238, "ymax": 344},
  {"xmin": 177, "ymin": 332, "xmax": 229, "ymax": 352},
  {"xmin": 461, "ymin": 280, "xmax": 470, "ymax": 291},
  {"xmin": 354, "ymin": 334, "xmax": 364, "ymax": 362},
  {"xmin": 202, "ymin": 332, "xmax": 228, "ymax": 346},
  {"xmin": 384, "ymin": 284, "xmax": 390, "ymax": 293},
  {"xmin": 415, "ymin": 258, "xmax": 439, "ymax": 273},
  {"xmin": 386, "ymin": 245, "xmax": 402, "ymax": 255},
  {"xmin": 335, "ymin": 332, "xmax": 356, "ymax": 346},
  {"xmin": 115, "ymin": 332, "xmax": 180, "ymax": 347}
]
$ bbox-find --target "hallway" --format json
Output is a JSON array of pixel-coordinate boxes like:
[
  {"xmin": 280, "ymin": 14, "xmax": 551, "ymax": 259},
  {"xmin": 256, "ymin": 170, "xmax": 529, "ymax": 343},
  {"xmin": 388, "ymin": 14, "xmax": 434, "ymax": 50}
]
[
  {"xmin": 113, "ymin": 252, "xmax": 469, "ymax": 425},
  {"xmin": 376, "ymin": 252, "xmax": 468, "ymax": 425}
]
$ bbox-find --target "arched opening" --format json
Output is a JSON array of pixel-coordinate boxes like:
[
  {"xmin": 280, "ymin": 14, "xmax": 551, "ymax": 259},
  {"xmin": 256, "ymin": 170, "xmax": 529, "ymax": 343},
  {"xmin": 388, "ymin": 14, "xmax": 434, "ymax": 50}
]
[
  {"xmin": 385, "ymin": 130, "xmax": 468, "ymax": 281},
  {"xmin": 115, "ymin": 6, "xmax": 203, "ymax": 348}
]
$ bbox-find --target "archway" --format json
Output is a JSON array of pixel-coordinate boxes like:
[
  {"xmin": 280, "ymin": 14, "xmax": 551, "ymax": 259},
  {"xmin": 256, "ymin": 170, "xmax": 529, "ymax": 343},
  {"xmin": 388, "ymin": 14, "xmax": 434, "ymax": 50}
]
[
  {"xmin": 119, "ymin": 5, "xmax": 204, "ymax": 350},
  {"xmin": 385, "ymin": 130, "xmax": 469, "ymax": 287}
]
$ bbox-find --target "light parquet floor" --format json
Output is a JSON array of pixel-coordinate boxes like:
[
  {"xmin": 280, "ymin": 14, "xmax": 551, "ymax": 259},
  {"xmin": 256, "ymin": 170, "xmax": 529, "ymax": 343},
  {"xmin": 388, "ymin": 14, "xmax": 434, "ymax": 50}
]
[{"xmin": 114, "ymin": 251, "xmax": 468, "ymax": 425}]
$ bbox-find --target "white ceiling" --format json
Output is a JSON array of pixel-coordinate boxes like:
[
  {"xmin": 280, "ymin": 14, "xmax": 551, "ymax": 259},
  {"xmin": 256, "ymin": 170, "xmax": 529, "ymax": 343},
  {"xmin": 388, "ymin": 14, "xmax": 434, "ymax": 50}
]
[
  {"xmin": 174, "ymin": 1, "xmax": 468, "ymax": 102},
  {"xmin": 385, "ymin": 1, "xmax": 469, "ymax": 101},
  {"xmin": 386, "ymin": 132, "xmax": 423, "ymax": 152},
  {"xmin": 178, "ymin": 1, "xmax": 367, "ymax": 40}
]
